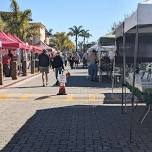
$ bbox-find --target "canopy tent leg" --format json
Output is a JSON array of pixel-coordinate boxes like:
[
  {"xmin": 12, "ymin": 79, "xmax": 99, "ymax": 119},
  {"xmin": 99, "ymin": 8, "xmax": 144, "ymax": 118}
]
[
  {"xmin": 122, "ymin": 22, "xmax": 126, "ymax": 114},
  {"xmin": 139, "ymin": 104, "xmax": 151, "ymax": 124},
  {"xmin": 129, "ymin": 22, "xmax": 139, "ymax": 143},
  {"xmin": 99, "ymin": 52, "xmax": 102, "ymax": 83},
  {"xmin": 112, "ymin": 56, "xmax": 115, "ymax": 98}
]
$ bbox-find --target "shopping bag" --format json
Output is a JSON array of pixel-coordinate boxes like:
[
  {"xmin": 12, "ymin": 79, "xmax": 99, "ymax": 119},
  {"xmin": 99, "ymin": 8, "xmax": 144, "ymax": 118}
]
[{"xmin": 58, "ymin": 73, "xmax": 67, "ymax": 84}]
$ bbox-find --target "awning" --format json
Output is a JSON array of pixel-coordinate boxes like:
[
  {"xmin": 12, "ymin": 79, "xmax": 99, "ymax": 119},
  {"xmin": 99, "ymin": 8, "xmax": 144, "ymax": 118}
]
[
  {"xmin": 0, "ymin": 32, "xmax": 21, "ymax": 49},
  {"xmin": 7, "ymin": 34, "xmax": 28, "ymax": 49},
  {"xmin": 34, "ymin": 40, "xmax": 52, "ymax": 50},
  {"xmin": 124, "ymin": 1, "xmax": 152, "ymax": 33}
]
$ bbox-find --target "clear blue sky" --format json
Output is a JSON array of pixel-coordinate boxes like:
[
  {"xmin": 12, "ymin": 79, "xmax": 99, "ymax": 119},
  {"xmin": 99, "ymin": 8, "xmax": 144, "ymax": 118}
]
[{"xmin": 0, "ymin": 0, "xmax": 142, "ymax": 42}]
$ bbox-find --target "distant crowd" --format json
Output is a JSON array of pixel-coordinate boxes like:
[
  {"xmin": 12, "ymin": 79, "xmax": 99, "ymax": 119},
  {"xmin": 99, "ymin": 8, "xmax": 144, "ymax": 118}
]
[{"xmin": 2, "ymin": 49, "xmax": 100, "ymax": 86}]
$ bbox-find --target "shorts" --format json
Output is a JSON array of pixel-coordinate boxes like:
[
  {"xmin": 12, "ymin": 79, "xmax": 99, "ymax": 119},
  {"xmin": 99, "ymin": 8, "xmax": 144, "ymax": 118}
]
[{"xmin": 39, "ymin": 66, "xmax": 49, "ymax": 73}]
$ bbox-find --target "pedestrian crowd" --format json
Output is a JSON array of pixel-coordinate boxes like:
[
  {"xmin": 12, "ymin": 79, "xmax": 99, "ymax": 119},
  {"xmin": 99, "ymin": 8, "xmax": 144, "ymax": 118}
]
[
  {"xmin": 1, "ymin": 48, "xmax": 100, "ymax": 86},
  {"xmin": 38, "ymin": 49, "xmax": 100, "ymax": 86}
]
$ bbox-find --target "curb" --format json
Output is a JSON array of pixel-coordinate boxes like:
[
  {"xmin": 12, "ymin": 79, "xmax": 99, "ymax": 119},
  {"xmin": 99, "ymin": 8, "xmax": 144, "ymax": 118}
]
[{"xmin": 0, "ymin": 73, "xmax": 40, "ymax": 89}]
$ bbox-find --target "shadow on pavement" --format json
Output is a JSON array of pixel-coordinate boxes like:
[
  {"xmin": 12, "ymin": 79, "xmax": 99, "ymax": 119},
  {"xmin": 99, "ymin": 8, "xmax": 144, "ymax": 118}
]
[
  {"xmin": 103, "ymin": 93, "xmax": 145, "ymax": 105},
  {"xmin": 66, "ymin": 75, "xmax": 120, "ymax": 88},
  {"xmin": 103, "ymin": 93, "xmax": 132, "ymax": 104},
  {"xmin": 35, "ymin": 95, "xmax": 58, "ymax": 100},
  {"xmin": 1, "ymin": 105, "xmax": 152, "ymax": 152},
  {"xmin": 10, "ymin": 86, "xmax": 45, "ymax": 89}
]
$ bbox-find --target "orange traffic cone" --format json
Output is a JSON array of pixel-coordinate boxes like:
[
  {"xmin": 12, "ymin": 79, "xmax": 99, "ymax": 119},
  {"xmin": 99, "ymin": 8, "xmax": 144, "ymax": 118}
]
[{"xmin": 57, "ymin": 82, "xmax": 67, "ymax": 95}]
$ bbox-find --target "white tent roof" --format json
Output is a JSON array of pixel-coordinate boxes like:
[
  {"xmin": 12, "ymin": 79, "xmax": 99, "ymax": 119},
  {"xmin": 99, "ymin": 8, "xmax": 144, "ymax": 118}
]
[
  {"xmin": 87, "ymin": 43, "xmax": 106, "ymax": 53},
  {"xmin": 87, "ymin": 44, "xmax": 116, "ymax": 52},
  {"xmin": 87, "ymin": 43, "xmax": 116, "ymax": 59},
  {"xmin": 124, "ymin": 1, "xmax": 152, "ymax": 32}
]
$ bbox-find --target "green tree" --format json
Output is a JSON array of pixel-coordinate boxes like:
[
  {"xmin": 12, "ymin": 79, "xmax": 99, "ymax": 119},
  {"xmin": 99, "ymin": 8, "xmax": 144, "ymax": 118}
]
[
  {"xmin": 80, "ymin": 29, "xmax": 92, "ymax": 51},
  {"xmin": 0, "ymin": 17, "xmax": 5, "ymax": 31},
  {"xmin": 78, "ymin": 41, "xmax": 83, "ymax": 51},
  {"xmin": 51, "ymin": 32, "xmax": 75, "ymax": 52},
  {"xmin": 1, "ymin": 0, "xmax": 40, "ymax": 41},
  {"xmin": 68, "ymin": 25, "xmax": 84, "ymax": 52}
]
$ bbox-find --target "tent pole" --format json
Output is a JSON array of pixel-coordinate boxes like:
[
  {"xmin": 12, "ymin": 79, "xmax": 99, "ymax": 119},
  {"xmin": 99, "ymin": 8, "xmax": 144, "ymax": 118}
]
[
  {"xmin": 122, "ymin": 22, "xmax": 126, "ymax": 114},
  {"xmin": 129, "ymin": 22, "xmax": 139, "ymax": 143},
  {"xmin": 99, "ymin": 51, "xmax": 102, "ymax": 83},
  {"xmin": 112, "ymin": 55, "xmax": 115, "ymax": 98}
]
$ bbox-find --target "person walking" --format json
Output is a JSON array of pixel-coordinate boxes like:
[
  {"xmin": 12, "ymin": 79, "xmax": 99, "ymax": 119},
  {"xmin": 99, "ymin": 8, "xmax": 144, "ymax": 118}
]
[
  {"xmin": 52, "ymin": 52, "xmax": 64, "ymax": 85},
  {"xmin": 88, "ymin": 50, "xmax": 98, "ymax": 81},
  {"xmin": 82, "ymin": 51, "xmax": 88, "ymax": 68},
  {"xmin": 62, "ymin": 53, "xmax": 68, "ymax": 67},
  {"xmin": 38, "ymin": 49, "xmax": 50, "ymax": 86},
  {"xmin": 68, "ymin": 55, "xmax": 74, "ymax": 69},
  {"xmin": 2, "ymin": 54, "xmax": 11, "ymax": 77},
  {"xmin": 74, "ymin": 52, "xmax": 80, "ymax": 69}
]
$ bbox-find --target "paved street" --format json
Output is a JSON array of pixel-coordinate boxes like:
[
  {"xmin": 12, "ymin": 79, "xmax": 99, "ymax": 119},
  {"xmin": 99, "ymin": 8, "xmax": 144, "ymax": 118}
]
[{"xmin": 0, "ymin": 68, "xmax": 152, "ymax": 152}]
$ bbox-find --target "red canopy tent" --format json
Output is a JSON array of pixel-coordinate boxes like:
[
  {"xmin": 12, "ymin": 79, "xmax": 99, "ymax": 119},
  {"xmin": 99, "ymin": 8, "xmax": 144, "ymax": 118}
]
[
  {"xmin": 7, "ymin": 34, "xmax": 28, "ymax": 50},
  {"xmin": 0, "ymin": 32, "xmax": 21, "ymax": 49},
  {"xmin": 0, "ymin": 32, "xmax": 42, "ymax": 53},
  {"xmin": 3, "ymin": 32, "xmax": 25, "ymax": 49}
]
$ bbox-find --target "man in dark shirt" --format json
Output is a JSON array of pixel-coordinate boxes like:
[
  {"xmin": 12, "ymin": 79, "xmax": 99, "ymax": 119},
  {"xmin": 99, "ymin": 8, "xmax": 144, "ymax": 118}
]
[
  {"xmin": 52, "ymin": 52, "xmax": 64, "ymax": 85},
  {"xmin": 38, "ymin": 49, "xmax": 50, "ymax": 86}
]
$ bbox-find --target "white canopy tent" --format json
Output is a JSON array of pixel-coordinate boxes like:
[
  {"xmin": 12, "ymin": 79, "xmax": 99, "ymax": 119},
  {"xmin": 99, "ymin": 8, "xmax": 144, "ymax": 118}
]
[
  {"xmin": 119, "ymin": 0, "xmax": 152, "ymax": 141},
  {"xmin": 87, "ymin": 43, "xmax": 116, "ymax": 60},
  {"xmin": 124, "ymin": 1, "xmax": 152, "ymax": 33}
]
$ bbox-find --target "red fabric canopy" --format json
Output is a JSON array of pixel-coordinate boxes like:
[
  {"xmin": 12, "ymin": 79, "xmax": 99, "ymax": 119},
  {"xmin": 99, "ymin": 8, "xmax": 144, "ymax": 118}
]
[
  {"xmin": 0, "ymin": 32, "xmax": 20, "ymax": 49},
  {"xmin": 0, "ymin": 32, "xmax": 42, "ymax": 52},
  {"xmin": 32, "ymin": 45, "xmax": 42, "ymax": 53},
  {"xmin": 4, "ymin": 33, "xmax": 25, "ymax": 49}
]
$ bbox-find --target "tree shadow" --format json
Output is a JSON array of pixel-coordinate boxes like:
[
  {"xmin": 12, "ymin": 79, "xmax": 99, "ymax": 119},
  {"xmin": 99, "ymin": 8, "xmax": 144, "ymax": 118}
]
[
  {"xmin": 103, "ymin": 93, "xmax": 145, "ymax": 105},
  {"xmin": 1, "ymin": 105, "xmax": 152, "ymax": 152},
  {"xmin": 103, "ymin": 93, "xmax": 132, "ymax": 104},
  {"xmin": 65, "ymin": 75, "xmax": 121, "ymax": 88}
]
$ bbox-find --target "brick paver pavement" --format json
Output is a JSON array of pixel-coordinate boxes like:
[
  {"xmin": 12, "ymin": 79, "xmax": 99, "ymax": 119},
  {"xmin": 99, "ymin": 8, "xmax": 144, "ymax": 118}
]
[{"xmin": 0, "ymin": 68, "xmax": 152, "ymax": 152}]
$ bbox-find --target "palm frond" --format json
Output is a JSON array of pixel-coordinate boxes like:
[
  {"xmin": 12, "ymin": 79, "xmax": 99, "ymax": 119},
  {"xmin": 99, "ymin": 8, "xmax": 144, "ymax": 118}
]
[
  {"xmin": 10, "ymin": 0, "xmax": 19, "ymax": 13},
  {"xmin": 20, "ymin": 9, "xmax": 32, "ymax": 24},
  {"xmin": 0, "ymin": 17, "xmax": 5, "ymax": 31}
]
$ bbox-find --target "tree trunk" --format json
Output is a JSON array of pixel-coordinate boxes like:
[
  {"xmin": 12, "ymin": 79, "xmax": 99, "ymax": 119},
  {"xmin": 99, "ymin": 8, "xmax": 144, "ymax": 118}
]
[
  {"xmin": 83, "ymin": 37, "xmax": 86, "ymax": 52},
  {"xmin": 75, "ymin": 35, "xmax": 78, "ymax": 52}
]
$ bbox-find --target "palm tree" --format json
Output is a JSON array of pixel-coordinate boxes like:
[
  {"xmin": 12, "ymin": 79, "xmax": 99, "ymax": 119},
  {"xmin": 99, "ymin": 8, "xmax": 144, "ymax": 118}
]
[
  {"xmin": 64, "ymin": 38, "xmax": 75, "ymax": 52},
  {"xmin": 1, "ymin": 0, "xmax": 40, "ymax": 41},
  {"xmin": 78, "ymin": 41, "xmax": 83, "ymax": 52},
  {"xmin": 80, "ymin": 29, "xmax": 92, "ymax": 51},
  {"xmin": 0, "ymin": 17, "xmax": 5, "ymax": 31},
  {"xmin": 68, "ymin": 25, "xmax": 84, "ymax": 52},
  {"xmin": 51, "ymin": 32, "xmax": 75, "ymax": 52}
]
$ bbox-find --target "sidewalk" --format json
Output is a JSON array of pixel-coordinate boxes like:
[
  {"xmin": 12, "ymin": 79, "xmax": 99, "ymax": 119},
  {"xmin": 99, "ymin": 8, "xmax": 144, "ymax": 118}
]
[
  {"xmin": 0, "ymin": 72, "xmax": 40, "ymax": 89},
  {"xmin": 0, "ymin": 68, "xmax": 152, "ymax": 152}
]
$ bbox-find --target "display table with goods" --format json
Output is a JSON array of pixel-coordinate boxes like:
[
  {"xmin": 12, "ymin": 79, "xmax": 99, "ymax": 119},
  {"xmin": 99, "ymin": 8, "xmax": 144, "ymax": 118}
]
[
  {"xmin": 99, "ymin": 56, "xmax": 113, "ymax": 81},
  {"xmin": 115, "ymin": 1, "xmax": 152, "ymax": 142},
  {"xmin": 124, "ymin": 70, "xmax": 152, "ymax": 124}
]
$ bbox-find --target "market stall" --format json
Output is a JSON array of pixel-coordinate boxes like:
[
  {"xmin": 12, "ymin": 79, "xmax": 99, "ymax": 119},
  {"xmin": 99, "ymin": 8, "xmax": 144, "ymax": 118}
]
[
  {"xmin": 115, "ymin": 0, "xmax": 152, "ymax": 142},
  {"xmin": 98, "ymin": 36, "xmax": 117, "ymax": 83}
]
